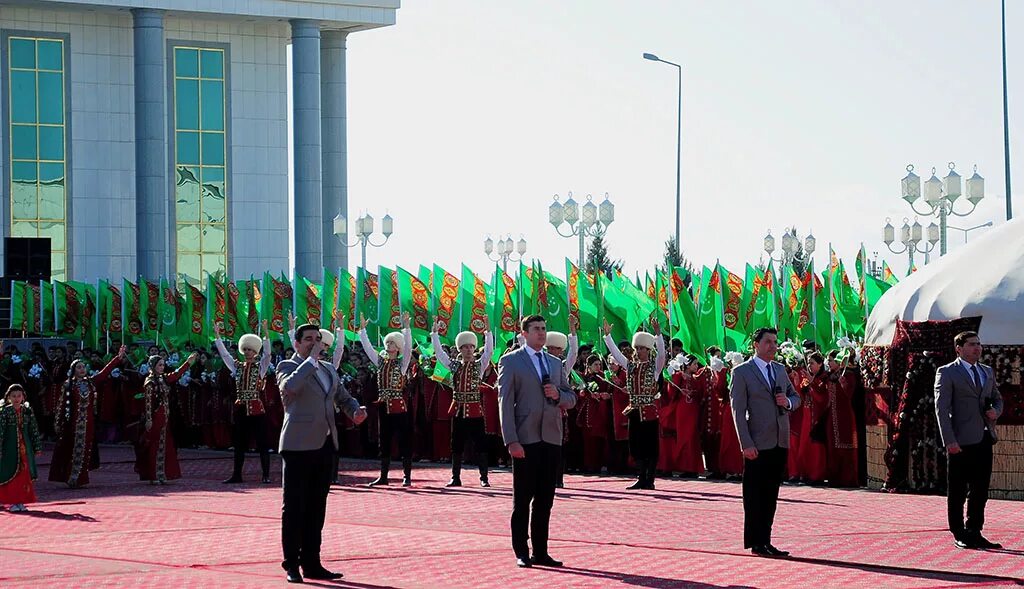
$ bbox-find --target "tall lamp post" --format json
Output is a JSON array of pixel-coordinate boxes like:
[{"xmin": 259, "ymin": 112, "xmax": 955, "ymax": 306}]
[
  {"xmin": 333, "ymin": 211, "xmax": 393, "ymax": 270},
  {"xmin": 549, "ymin": 192, "xmax": 615, "ymax": 269},
  {"xmin": 883, "ymin": 217, "xmax": 939, "ymax": 275},
  {"xmin": 900, "ymin": 163, "xmax": 985, "ymax": 256},
  {"xmin": 643, "ymin": 52, "xmax": 681, "ymax": 257},
  {"xmin": 763, "ymin": 228, "xmax": 815, "ymax": 283},
  {"xmin": 484, "ymin": 234, "xmax": 527, "ymax": 272}
]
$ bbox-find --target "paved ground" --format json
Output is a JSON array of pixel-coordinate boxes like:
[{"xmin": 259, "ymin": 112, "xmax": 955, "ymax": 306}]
[{"xmin": 1, "ymin": 445, "xmax": 1022, "ymax": 588}]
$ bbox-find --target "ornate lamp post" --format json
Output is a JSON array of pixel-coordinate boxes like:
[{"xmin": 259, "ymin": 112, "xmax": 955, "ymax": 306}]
[
  {"xmin": 549, "ymin": 192, "xmax": 615, "ymax": 269},
  {"xmin": 333, "ymin": 211, "xmax": 393, "ymax": 270},
  {"xmin": 484, "ymin": 234, "xmax": 527, "ymax": 272}
]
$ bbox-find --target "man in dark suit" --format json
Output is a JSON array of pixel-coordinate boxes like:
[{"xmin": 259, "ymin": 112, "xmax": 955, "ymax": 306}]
[
  {"xmin": 498, "ymin": 314, "xmax": 576, "ymax": 568},
  {"xmin": 729, "ymin": 327, "xmax": 801, "ymax": 557},
  {"xmin": 935, "ymin": 331, "xmax": 1003, "ymax": 550},
  {"xmin": 277, "ymin": 324, "xmax": 368, "ymax": 583}
]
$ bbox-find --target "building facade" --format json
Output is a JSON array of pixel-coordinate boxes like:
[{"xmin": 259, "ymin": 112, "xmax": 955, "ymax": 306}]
[{"xmin": 0, "ymin": 0, "xmax": 398, "ymax": 284}]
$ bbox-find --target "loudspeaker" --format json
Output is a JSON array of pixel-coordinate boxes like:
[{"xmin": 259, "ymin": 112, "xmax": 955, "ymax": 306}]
[{"xmin": 4, "ymin": 237, "xmax": 51, "ymax": 281}]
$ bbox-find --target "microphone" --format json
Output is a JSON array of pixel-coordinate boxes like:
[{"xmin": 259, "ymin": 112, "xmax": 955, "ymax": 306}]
[
  {"xmin": 775, "ymin": 385, "xmax": 786, "ymax": 416},
  {"xmin": 543, "ymin": 373, "xmax": 559, "ymax": 406}
]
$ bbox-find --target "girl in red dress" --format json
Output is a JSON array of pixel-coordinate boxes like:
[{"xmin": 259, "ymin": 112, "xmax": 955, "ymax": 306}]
[
  {"xmin": 577, "ymin": 354, "xmax": 613, "ymax": 474},
  {"xmin": 49, "ymin": 346, "xmax": 125, "ymax": 488},
  {"xmin": 135, "ymin": 353, "xmax": 197, "ymax": 484},
  {"xmin": 661, "ymin": 355, "xmax": 705, "ymax": 476},
  {"xmin": 0, "ymin": 385, "xmax": 42, "ymax": 512},
  {"xmin": 797, "ymin": 352, "xmax": 829, "ymax": 484},
  {"xmin": 824, "ymin": 350, "xmax": 859, "ymax": 487},
  {"xmin": 717, "ymin": 352, "xmax": 745, "ymax": 478}
]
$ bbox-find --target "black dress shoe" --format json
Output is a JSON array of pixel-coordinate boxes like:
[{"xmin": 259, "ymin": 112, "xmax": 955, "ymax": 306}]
[
  {"xmin": 954, "ymin": 537, "xmax": 974, "ymax": 549},
  {"xmin": 626, "ymin": 479, "xmax": 644, "ymax": 490},
  {"xmin": 531, "ymin": 555, "xmax": 563, "ymax": 567},
  {"xmin": 222, "ymin": 476, "xmax": 243, "ymax": 484},
  {"xmin": 303, "ymin": 566, "xmax": 343, "ymax": 580},
  {"xmin": 402, "ymin": 476, "xmax": 412, "ymax": 487},
  {"xmin": 445, "ymin": 478, "xmax": 462, "ymax": 487},
  {"xmin": 641, "ymin": 482, "xmax": 656, "ymax": 490},
  {"xmin": 751, "ymin": 545, "xmax": 772, "ymax": 557},
  {"xmin": 764, "ymin": 544, "xmax": 790, "ymax": 557},
  {"xmin": 972, "ymin": 534, "xmax": 1002, "ymax": 549},
  {"xmin": 368, "ymin": 476, "xmax": 389, "ymax": 487},
  {"xmin": 285, "ymin": 567, "xmax": 303, "ymax": 583},
  {"xmin": 516, "ymin": 557, "xmax": 532, "ymax": 568},
  {"xmin": 480, "ymin": 479, "xmax": 491, "ymax": 487}
]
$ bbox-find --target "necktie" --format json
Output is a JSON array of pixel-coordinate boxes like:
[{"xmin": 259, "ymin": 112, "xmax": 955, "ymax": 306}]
[
  {"xmin": 536, "ymin": 352, "xmax": 549, "ymax": 381},
  {"xmin": 970, "ymin": 365, "xmax": 982, "ymax": 389},
  {"xmin": 765, "ymin": 363, "xmax": 776, "ymax": 390}
]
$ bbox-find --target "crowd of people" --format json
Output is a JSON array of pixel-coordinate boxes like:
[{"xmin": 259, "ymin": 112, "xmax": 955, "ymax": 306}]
[{"xmin": 0, "ymin": 311, "xmax": 866, "ymax": 508}]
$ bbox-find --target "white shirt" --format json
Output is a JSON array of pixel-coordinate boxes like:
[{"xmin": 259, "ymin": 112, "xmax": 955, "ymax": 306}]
[
  {"xmin": 753, "ymin": 355, "xmax": 792, "ymax": 410},
  {"xmin": 527, "ymin": 346, "xmax": 547, "ymax": 381},
  {"xmin": 961, "ymin": 359, "xmax": 986, "ymax": 388}
]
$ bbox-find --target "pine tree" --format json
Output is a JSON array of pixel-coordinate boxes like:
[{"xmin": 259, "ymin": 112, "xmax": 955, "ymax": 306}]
[
  {"xmin": 662, "ymin": 236, "xmax": 695, "ymax": 287},
  {"xmin": 585, "ymin": 233, "xmax": 623, "ymax": 275}
]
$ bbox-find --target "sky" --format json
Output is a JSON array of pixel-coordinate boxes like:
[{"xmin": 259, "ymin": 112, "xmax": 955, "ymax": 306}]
[{"xmin": 331, "ymin": 0, "xmax": 1019, "ymax": 281}]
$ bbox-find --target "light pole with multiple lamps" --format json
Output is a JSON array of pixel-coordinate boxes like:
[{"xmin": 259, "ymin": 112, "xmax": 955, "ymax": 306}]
[
  {"xmin": 549, "ymin": 192, "xmax": 615, "ymax": 269},
  {"xmin": 642, "ymin": 52, "xmax": 682, "ymax": 257},
  {"xmin": 763, "ymin": 228, "xmax": 816, "ymax": 268},
  {"xmin": 900, "ymin": 163, "xmax": 985, "ymax": 256},
  {"xmin": 332, "ymin": 211, "xmax": 394, "ymax": 270},
  {"xmin": 883, "ymin": 217, "xmax": 938, "ymax": 275},
  {"xmin": 484, "ymin": 234, "xmax": 527, "ymax": 272}
]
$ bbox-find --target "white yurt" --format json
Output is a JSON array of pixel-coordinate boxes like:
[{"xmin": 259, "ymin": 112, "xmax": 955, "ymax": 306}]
[{"xmin": 860, "ymin": 217, "xmax": 1023, "ymax": 500}]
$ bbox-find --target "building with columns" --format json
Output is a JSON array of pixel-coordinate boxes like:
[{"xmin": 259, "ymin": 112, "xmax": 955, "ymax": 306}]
[{"xmin": 0, "ymin": 0, "xmax": 398, "ymax": 284}]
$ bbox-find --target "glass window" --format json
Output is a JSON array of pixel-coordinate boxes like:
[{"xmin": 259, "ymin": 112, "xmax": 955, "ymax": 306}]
[
  {"xmin": 173, "ymin": 45, "xmax": 227, "ymax": 282},
  {"xmin": 37, "ymin": 40, "xmax": 62, "ymax": 70},
  {"xmin": 174, "ymin": 48, "xmax": 198, "ymax": 77},
  {"xmin": 11, "ymin": 70, "xmax": 36, "ymax": 123},
  {"xmin": 7, "ymin": 36, "xmax": 68, "ymax": 280}
]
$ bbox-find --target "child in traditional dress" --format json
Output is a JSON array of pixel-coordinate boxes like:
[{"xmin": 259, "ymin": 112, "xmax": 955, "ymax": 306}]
[{"xmin": 0, "ymin": 384, "xmax": 42, "ymax": 512}]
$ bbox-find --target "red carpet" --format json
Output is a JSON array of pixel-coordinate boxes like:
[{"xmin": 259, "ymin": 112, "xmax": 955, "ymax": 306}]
[{"xmin": 2, "ymin": 445, "xmax": 1022, "ymax": 588}]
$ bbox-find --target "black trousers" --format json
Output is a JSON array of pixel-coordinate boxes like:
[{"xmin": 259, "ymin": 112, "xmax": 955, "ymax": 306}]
[
  {"xmin": 742, "ymin": 446, "xmax": 787, "ymax": 549},
  {"xmin": 280, "ymin": 436, "xmax": 334, "ymax": 569},
  {"xmin": 378, "ymin": 411, "xmax": 412, "ymax": 473},
  {"xmin": 511, "ymin": 441, "xmax": 560, "ymax": 559},
  {"xmin": 947, "ymin": 432, "xmax": 994, "ymax": 537},
  {"xmin": 231, "ymin": 407, "xmax": 270, "ymax": 478},
  {"xmin": 451, "ymin": 416, "xmax": 488, "ymax": 479},
  {"xmin": 627, "ymin": 411, "xmax": 660, "ymax": 460}
]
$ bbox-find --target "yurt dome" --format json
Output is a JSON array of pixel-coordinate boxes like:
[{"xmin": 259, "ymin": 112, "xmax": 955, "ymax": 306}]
[{"xmin": 865, "ymin": 217, "xmax": 1024, "ymax": 346}]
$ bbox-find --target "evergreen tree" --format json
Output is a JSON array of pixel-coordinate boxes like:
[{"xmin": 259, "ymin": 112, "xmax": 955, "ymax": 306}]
[
  {"xmin": 585, "ymin": 233, "xmax": 623, "ymax": 275},
  {"xmin": 662, "ymin": 236, "xmax": 695, "ymax": 287}
]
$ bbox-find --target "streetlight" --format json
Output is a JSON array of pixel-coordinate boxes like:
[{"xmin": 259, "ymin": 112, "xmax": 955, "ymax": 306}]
[
  {"xmin": 549, "ymin": 192, "xmax": 615, "ymax": 269},
  {"xmin": 484, "ymin": 233, "xmax": 527, "ymax": 272},
  {"xmin": 900, "ymin": 163, "xmax": 985, "ymax": 256},
  {"xmin": 763, "ymin": 227, "xmax": 816, "ymax": 267},
  {"xmin": 643, "ymin": 52, "xmax": 682, "ymax": 257},
  {"xmin": 882, "ymin": 216, "xmax": 939, "ymax": 275},
  {"xmin": 333, "ymin": 211, "xmax": 394, "ymax": 270},
  {"xmin": 947, "ymin": 221, "xmax": 994, "ymax": 244}
]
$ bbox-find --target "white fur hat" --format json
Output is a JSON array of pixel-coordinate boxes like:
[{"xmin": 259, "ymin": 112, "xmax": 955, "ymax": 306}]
[
  {"xmin": 319, "ymin": 329, "xmax": 335, "ymax": 348},
  {"xmin": 455, "ymin": 331, "xmax": 478, "ymax": 349},
  {"xmin": 238, "ymin": 333, "xmax": 263, "ymax": 354},
  {"xmin": 632, "ymin": 331, "xmax": 656, "ymax": 350},
  {"xmin": 546, "ymin": 331, "xmax": 568, "ymax": 350},
  {"xmin": 383, "ymin": 331, "xmax": 404, "ymax": 351}
]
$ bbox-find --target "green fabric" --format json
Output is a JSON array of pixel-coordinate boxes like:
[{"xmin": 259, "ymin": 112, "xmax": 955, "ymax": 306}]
[
  {"xmin": 397, "ymin": 266, "xmax": 431, "ymax": 342},
  {"xmin": 0, "ymin": 404, "xmax": 41, "ymax": 483}
]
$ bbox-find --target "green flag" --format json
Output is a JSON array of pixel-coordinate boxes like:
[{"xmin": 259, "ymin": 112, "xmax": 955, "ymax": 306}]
[
  {"xmin": 39, "ymin": 280, "xmax": 54, "ymax": 335},
  {"xmin": 697, "ymin": 266, "xmax": 725, "ymax": 351},
  {"xmin": 262, "ymin": 272, "xmax": 293, "ymax": 339},
  {"xmin": 54, "ymin": 280, "xmax": 84, "ymax": 338},
  {"xmin": 565, "ymin": 259, "xmax": 599, "ymax": 344},
  {"xmin": 857, "ymin": 245, "xmax": 893, "ymax": 318},
  {"xmin": 9, "ymin": 281, "xmax": 30, "ymax": 332},
  {"xmin": 322, "ymin": 268, "xmax": 339, "ymax": 329},
  {"xmin": 378, "ymin": 266, "xmax": 401, "ymax": 334},
  {"xmin": 533, "ymin": 262, "xmax": 568, "ymax": 335},
  {"xmin": 669, "ymin": 267, "xmax": 702, "ymax": 358},
  {"xmin": 184, "ymin": 279, "xmax": 209, "ymax": 345},
  {"xmin": 881, "ymin": 260, "xmax": 899, "ymax": 285},
  {"xmin": 293, "ymin": 274, "xmax": 323, "ymax": 326},
  {"xmin": 491, "ymin": 265, "xmax": 519, "ymax": 361},
  {"xmin": 122, "ymin": 279, "xmax": 144, "ymax": 340},
  {"xmin": 356, "ymin": 267, "xmax": 380, "ymax": 343},
  {"xmin": 337, "ymin": 268, "xmax": 358, "ymax": 341},
  {"xmin": 397, "ymin": 266, "xmax": 431, "ymax": 342},
  {"xmin": 459, "ymin": 264, "xmax": 490, "ymax": 335}
]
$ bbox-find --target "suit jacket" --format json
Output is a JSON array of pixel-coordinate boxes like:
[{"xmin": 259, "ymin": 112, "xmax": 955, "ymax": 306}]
[
  {"xmin": 277, "ymin": 353, "xmax": 361, "ymax": 452},
  {"xmin": 498, "ymin": 346, "xmax": 576, "ymax": 447},
  {"xmin": 934, "ymin": 358, "xmax": 1003, "ymax": 446},
  {"xmin": 729, "ymin": 359, "xmax": 801, "ymax": 451}
]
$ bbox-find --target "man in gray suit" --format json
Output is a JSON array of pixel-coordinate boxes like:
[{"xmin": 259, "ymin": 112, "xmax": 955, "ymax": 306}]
[
  {"xmin": 935, "ymin": 330, "xmax": 1003, "ymax": 550},
  {"xmin": 498, "ymin": 314, "xmax": 576, "ymax": 569},
  {"xmin": 277, "ymin": 324, "xmax": 368, "ymax": 583},
  {"xmin": 730, "ymin": 327, "xmax": 801, "ymax": 557}
]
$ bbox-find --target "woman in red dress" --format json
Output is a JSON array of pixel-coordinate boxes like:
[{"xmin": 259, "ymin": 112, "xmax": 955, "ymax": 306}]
[
  {"xmin": 797, "ymin": 352, "xmax": 829, "ymax": 484},
  {"xmin": 49, "ymin": 346, "xmax": 125, "ymax": 488},
  {"xmin": 661, "ymin": 356, "xmax": 705, "ymax": 476},
  {"xmin": 576, "ymin": 354, "xmax": 612, "ymax": 474},
  {"xmin": 0, "ymin": 385, "xmax": 42, "ymax": 511},
  {"xmin": 136, "ymin": 352, "xmax": 197, "ymax": 484},
  {"xmin": 825, "ymin": 350, "xmax": 859, "ymax": 487},
  {"xmin": 717, "ymin": 352, "xmax": 745, "ymax": 478}
]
